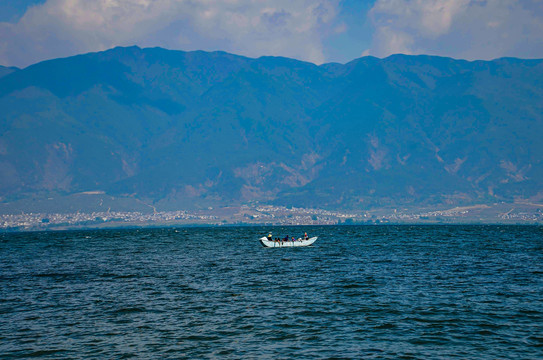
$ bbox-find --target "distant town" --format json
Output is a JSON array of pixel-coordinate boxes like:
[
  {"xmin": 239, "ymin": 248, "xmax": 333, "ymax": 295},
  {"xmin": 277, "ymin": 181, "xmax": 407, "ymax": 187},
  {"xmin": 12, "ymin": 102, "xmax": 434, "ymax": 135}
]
[{"xmin": 1, "ymin": 202, "xmax": 542, "ymax": 231}]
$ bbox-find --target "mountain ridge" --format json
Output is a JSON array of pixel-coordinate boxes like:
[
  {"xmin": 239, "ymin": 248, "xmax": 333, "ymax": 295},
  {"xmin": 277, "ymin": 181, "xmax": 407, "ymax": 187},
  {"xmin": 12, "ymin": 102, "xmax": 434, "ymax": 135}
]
[{"xmin": 1, "ymin": 46, "xmax": 542, "ymax": 212}]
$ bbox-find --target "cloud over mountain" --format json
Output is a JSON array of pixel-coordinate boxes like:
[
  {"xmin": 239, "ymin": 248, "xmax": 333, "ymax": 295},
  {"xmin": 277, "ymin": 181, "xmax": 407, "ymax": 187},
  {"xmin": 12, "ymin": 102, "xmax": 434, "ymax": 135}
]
[
  {"xmin": 3, "ymin": 0, "xmax": 543, "ymax": 68},
  {"xmin": 367, "ymin": 0, "xmax": 543, "ymax": 60},
  {"xmin": 0, "ymin": 0, "xmax": 340, "ymax": 67}
]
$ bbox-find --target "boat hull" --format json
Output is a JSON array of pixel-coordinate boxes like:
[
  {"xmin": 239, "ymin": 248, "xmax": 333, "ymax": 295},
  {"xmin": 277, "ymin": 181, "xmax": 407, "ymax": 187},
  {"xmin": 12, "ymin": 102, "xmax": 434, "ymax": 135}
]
[{"xmin": 259, "ymin": 236, "xmax": 317, "ymax": 248}]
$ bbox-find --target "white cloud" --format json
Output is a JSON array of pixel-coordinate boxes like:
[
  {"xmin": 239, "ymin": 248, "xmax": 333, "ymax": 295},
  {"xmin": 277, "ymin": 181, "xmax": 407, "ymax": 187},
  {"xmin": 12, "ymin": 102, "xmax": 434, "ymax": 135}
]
[
  {"xmin": 333, "ymin": 22, "xmax": 347, "ymax": 34},
  {"xmin": 367, "ymin": 0, "xmax": 543, "ymax": 60},
  {"xmin": 0, "ymin": 0, "xmax": 340, "ymax": 67}
]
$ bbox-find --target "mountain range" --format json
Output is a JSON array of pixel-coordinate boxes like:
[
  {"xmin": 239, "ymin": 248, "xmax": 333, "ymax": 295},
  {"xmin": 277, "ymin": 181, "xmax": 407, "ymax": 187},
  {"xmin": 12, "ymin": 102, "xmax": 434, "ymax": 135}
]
[{"xmin": 1, "ymin": 46, "xmax": 542, "ymax": 212}]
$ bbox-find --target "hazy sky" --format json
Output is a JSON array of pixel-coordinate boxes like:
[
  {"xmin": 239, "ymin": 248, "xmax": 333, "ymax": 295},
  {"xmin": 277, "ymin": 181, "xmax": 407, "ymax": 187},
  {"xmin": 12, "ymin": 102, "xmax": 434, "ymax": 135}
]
[{"xmin": 1, "ymin": 0, "xmax": 542, "ymax": 68}]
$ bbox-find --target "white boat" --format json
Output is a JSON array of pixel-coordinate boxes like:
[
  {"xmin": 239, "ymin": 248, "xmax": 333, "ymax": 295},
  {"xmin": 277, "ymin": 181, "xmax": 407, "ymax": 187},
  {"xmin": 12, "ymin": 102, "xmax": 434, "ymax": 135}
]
[{"xmin": 259, "ymin": 236, "xmax": 318, "ymax": 248}]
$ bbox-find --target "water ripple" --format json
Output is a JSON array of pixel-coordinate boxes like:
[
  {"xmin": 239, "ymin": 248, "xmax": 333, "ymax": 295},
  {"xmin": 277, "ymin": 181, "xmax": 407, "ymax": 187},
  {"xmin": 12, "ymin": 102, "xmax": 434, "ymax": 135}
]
[{"xmin": 0, "ymin": 225, "xmax": 542, "ymax": 359}]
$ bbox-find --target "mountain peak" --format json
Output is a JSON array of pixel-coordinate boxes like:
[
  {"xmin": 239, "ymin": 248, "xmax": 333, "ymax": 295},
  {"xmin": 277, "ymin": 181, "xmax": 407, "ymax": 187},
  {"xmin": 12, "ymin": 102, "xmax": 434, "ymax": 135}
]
[{"xmin": 1, "ymin": 47, "xmax": 542, "ymax": 211}]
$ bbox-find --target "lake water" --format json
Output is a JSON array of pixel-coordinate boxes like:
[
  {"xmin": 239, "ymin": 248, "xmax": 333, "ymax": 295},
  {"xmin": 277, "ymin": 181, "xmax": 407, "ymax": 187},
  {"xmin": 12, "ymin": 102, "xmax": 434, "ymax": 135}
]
[{"xmin": 1, "ymin": 225, "xmax": 542, "ymax": 359}]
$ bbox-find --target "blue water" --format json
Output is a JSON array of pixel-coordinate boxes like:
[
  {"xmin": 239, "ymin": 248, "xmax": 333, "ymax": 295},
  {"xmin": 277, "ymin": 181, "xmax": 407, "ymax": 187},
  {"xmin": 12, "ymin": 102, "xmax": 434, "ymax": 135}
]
[{"xmin": 1, "ymin": 225, "xmax": 542, "ymax": 359}]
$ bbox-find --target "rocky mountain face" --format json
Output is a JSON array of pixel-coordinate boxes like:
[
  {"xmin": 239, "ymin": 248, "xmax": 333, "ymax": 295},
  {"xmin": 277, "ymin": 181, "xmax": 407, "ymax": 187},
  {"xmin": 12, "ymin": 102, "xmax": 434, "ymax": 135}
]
[{"xmin": 1, "ymin": 46, "xmax": 542, "ymax": 211}]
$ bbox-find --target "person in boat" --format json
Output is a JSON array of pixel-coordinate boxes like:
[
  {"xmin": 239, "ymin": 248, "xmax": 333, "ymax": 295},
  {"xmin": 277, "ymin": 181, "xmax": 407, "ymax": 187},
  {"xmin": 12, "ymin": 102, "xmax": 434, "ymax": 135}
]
[
  {"xmin": 291, "ymin": 236, "xmax": 296, "ymax": 241},
  {"xmin": 304, "ymin": 232, "xmax": 309, "ymax": 240},
  {"xmin": 267, "ymin": 233, "xmax": 273, "ymax": 241},
  {"xmin": 283, "ymin": 235, "xmax": 289, "ymax": 242}
]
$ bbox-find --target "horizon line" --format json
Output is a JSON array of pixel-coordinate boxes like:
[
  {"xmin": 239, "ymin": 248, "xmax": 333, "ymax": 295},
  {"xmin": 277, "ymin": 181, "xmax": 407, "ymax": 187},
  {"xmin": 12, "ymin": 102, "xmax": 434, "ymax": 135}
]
[{"xmin": 3, "ymin": 45, "xmax": 543, "ymax": 70}]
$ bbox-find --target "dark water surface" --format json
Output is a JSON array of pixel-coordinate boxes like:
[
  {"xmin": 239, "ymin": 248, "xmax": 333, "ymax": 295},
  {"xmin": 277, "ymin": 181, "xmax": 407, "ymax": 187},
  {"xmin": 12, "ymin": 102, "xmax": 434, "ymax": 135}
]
[{"xmin": 1, "ymin": 225, "xmax": 542, "ymax": 359}]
